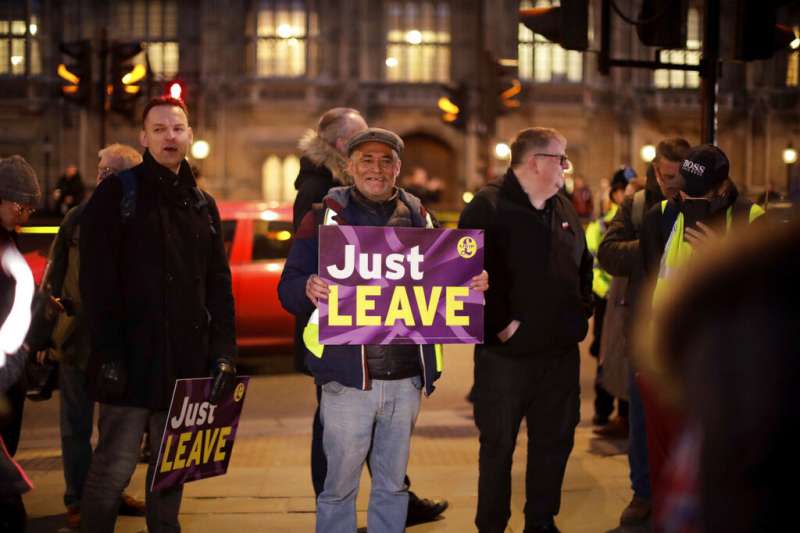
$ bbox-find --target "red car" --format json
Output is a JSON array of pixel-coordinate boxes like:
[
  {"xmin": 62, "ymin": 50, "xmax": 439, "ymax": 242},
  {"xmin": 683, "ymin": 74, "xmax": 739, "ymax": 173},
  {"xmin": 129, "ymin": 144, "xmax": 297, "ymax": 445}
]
[
  {"xmin": 19, "ymin": 201, "xmax": 296, "ymax": 351},
  {"xmin": 219, "ymin": 201, "xmax": 295, "ymax": 350}
]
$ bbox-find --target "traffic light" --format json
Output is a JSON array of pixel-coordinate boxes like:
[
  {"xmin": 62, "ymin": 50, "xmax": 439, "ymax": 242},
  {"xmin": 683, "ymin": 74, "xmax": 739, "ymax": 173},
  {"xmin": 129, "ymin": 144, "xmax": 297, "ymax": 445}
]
[
  {"xmin": 519, "ymin": 0, "xmax": 588, "ymax": 51},
  {"xmin": 109, "ymin": 41, "xmax": 146, "ymax": 118},
  {"xmin": 636, "ymin": 0, "xmax": 688, "ymax": 49},
  {"xmin": 438, "ymin": 83, "xmax": 468, "ymax": 130},
  {"xmin": 734, "ymin": 0, "xmax": 797, "ymax": 61},
  {"xmin": 58, "ymin": 40, "xmax": 92, "ymax": 107}
]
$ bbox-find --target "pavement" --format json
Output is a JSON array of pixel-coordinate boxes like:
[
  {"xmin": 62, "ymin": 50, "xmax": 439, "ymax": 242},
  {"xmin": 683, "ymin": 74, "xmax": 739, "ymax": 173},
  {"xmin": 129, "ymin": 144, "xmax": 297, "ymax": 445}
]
[{"xmin": 17, "ymin": 339, "xmax": 651, "ymax": 533}]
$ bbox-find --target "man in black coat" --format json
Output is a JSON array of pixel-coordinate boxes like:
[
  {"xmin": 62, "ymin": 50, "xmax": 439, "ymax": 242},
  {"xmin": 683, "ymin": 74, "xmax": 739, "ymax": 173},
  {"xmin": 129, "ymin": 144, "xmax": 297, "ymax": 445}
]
[
  {"xmin": 597, "ymin": 137, "xmax": 689, "ymax": 527},
  {"xmin": 459, "ymin": 127, "xmax": 593, "ymax": 533},
  {"xmin": 78, "ymin": 97, "xmax": 237, "ymax": 533}
]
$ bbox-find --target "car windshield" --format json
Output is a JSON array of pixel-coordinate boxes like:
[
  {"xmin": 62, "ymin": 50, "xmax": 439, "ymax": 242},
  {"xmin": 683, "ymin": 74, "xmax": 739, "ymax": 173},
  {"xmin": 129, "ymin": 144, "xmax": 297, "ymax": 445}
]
[{"xmin": 252, "ymin": 220, "xmax": 293, "ymax": 260}]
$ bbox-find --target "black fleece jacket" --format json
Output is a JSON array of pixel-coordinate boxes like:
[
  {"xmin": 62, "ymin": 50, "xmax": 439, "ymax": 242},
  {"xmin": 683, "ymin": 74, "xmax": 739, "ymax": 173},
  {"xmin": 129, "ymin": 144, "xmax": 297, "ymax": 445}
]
[{"xmin": 458, "ymin": 169, "xmax": 593, "ymax": 355}]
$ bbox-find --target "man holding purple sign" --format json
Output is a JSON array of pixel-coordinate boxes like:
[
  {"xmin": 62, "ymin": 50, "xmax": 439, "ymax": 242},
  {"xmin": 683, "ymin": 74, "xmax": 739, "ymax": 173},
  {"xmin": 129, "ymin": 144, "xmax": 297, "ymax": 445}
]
[{"xmin": 279, "ymin": 127, "xmax": 487, "ymax": 533}]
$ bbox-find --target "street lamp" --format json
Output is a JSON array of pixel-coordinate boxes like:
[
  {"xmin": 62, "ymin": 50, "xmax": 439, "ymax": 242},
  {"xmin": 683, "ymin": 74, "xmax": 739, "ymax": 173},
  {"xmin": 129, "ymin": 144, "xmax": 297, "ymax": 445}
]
[
  {"xmin": 782, "ymin": 144, "xmax": 797, "ymax": 195},
  {"xmin": 494, "ymin": 142, "xmax": 511, "ymax": 160},
  {"xmin": 640, "ymin": 144, "xmax": 656, "ymax": 163},
  {"xmin": 191, "ymin": 139, "xmax": 210, "ymax": 160}
]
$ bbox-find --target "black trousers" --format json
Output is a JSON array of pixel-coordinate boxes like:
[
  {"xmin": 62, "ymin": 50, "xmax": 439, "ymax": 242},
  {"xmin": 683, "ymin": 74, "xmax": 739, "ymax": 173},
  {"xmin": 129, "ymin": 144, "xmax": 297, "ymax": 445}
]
[{"xmin": 474, "ymin": 344, "xmax": 580, "ymax": 533}]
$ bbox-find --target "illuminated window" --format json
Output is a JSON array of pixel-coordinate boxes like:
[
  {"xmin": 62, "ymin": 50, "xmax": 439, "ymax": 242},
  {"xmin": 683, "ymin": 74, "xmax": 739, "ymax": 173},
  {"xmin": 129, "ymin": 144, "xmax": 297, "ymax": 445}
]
[
  {"xmin": 788, "ymin": 51, "xmax": 799, "ymax": 87},
  {"xmin": 262, "ymin": 154, "xmax": 300, "ymax": 203},
  {"xmin": 112, "ymin": 0, "xmax": 180, "ymax": 79},
  {"xmin": 253, "ymin": 0, "xmax": 316, "ymax": 77},
  {"xmin": 653, "ymin": 7, "xmax": 701, "ymax": 89},
  {"xmin": 518, "ymin": 0, "xmax": 582, "ymax": 83},
  {"xmin": 385, "ymin": 1, "xmax": 451, "ymax": 82},
  {"xmin": 0, "ymin": 7, "xmax": 41, "ymax": 77}
]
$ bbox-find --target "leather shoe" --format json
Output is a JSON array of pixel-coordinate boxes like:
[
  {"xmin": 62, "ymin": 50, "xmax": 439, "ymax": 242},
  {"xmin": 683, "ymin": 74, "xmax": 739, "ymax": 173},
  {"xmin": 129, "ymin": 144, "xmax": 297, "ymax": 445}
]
[
  {"xmin": 620, "ymin": 495, "xmax": 651, "ymax": 526},
  {"xmin": 119, "ymin": 493, "xmax": 146, "ymax": 516},
  {"xmin": 406, "ymin": 491, "xmax": 448, "ymax": 525},
  {"xmin": 592, "ymin": 415, "xmax": 629, "ymax": 439},
  {"xmin": 65, "ymin": 506, "xmax": 80, "ymax": 529}
]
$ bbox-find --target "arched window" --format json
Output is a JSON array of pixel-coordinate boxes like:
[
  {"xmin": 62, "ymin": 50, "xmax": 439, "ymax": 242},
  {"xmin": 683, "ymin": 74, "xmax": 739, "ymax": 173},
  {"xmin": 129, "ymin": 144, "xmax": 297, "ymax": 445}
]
[{"xmin": 261, "ymin": 154, "xmax": 299, "ymax": 203}]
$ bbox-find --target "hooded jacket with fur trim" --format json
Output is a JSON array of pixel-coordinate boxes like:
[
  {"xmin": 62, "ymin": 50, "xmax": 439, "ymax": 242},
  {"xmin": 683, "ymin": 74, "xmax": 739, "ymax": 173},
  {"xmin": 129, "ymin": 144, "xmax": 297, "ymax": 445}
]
[{"xmin": 292, "ymin": 130, "xmax": 351, "ymax": 230}]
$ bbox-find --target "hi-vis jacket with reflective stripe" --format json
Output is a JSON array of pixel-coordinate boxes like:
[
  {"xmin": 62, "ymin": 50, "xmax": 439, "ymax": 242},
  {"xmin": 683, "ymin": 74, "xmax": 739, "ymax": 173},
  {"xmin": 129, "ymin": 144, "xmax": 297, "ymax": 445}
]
[
  {"xmin": 278, "ymin": 186, "xmax": 443, "ymax": 396},
  {"xmin": 586, "ymin": 203, "xmax": 618, "ymax": 299},
  {"xmin": 653, "ymin": 199, "xmax": 764, "ymax": 305}
]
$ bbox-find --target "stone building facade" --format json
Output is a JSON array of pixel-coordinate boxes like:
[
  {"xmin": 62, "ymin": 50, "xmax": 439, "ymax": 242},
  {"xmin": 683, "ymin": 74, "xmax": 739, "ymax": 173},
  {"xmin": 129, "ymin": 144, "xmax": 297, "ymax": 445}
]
[{"xmin": 1, "ymin": 0, "xmax": 798, "ymax": 208}]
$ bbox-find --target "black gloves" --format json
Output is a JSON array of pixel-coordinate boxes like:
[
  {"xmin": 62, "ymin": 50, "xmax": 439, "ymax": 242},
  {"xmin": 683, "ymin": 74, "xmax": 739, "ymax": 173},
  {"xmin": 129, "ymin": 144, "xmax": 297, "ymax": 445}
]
[
  {"xmin": 96, "ymin": 359, "xmax": 128, "ymax": 403},
  {"xmin": 209, "ymin": 358, "xmax": 236, "ymax": 404}
]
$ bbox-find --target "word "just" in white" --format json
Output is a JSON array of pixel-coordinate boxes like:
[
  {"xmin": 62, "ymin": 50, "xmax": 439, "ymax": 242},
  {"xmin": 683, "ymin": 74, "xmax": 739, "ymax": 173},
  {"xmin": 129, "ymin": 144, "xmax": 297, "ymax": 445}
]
[{"xmin": 327, "ymin": 245, "xmax": 425, "ymax": 281}]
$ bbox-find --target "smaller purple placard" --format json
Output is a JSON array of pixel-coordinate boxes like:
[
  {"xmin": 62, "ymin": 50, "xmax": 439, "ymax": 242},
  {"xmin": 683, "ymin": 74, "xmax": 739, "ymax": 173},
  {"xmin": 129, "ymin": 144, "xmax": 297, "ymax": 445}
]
[
  {"xmin": 150, "ymin": 376, "xmax": 249, "ymax": 492},
  {"xmin": 318, "ymin": 225, "xmax": 484, "ymax": 345}
]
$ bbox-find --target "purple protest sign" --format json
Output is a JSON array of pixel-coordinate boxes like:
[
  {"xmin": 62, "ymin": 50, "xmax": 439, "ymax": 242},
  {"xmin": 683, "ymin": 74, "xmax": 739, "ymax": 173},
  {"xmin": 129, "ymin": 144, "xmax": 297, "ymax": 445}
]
[
  {"xmin": 318, "ymin": 226, "xmax": 484, "ymax": 344},
  {"xmin": 150, "ymin": 376, "xmax": 249, "ymax": 492}
]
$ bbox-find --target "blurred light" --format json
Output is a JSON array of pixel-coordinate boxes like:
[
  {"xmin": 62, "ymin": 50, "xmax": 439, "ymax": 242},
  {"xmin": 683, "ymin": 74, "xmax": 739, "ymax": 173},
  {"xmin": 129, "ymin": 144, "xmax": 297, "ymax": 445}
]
[
  {"xmin": 792, "ymin": 37, "xmax": 800, "ymax": 50},
  {"xmin": 277, "ymin": 24, "xmax": 294, "ymax": 39},
  {"xmin": 259, "ymin": 210, "xmax": 279, "ymax": 221},
  {"xmin": 437, "ymin": 96, "xmax": 459, "ymax": 115},
  {"xmin": 494, "ymin": 142, "xmax": 511, "ymax": 160},
  {"xmin": 29, "ymin": 23, "xmax": 37, "ymax": 35},
  {"xmin": 405, "ymin": 30, "xmax": 422, "ymax": 45},
  {"xmin": 10, "ymin": 56, "xmax": 22, "ymax": 66},
  {"xmin": 122, "ymin": 64, "xmax": 146, "ymax": 84},
  {"xmin": 191, "ymin": 140, "xmax": 210, "ymax": 160},
  {"xmin": 288, "ymin": 37, "xmax": 299, "ymax": 47},
  {"xmin": 123, "ymin": 85, "xmax": 140, "ymax": 94},
  {"xmin": 498, "ymin": 58, "xmax": 518, "ymax": 67},
  {"xmin": 385, "ymin": 57, "xmax": 398, "ymax": 68},
  {"xmin": 275, "ymin": 231, "xmax": 292, "ymax": 241},
  {"xmin": 58, "ymin": 63, "xmax": 79, "ymax": 84},
  {"xmin": 169, "ymin": 82, "xmax": 182, "ymax": 100},
  {"xmin": 564, "ymin": 160, "xmax": 574, "ymax": 174},
  {"xmin": 640, "ymin": 144, "xmax": 657, "ymax": 163},
  {"xmin": 462, "ymin": 191, "xmax": 474, "ymax": 203},
  {"xmin": 266, "ymin": 263, "xmax": 281, "ymax": 272},
  {"xmin": 783, "ymin": 146, "xmax": 797, "ymax": 165},
  {"xmin": 18, "ymin": 226, "xmax": 59, "ymax": 234}
]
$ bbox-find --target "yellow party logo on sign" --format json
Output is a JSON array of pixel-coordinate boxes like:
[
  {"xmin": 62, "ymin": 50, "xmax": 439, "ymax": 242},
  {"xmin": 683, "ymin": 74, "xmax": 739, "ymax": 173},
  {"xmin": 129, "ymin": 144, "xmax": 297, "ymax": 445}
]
[{"xmin": 457, "ymin": 236, "xmax": 477, "ymax": 259}]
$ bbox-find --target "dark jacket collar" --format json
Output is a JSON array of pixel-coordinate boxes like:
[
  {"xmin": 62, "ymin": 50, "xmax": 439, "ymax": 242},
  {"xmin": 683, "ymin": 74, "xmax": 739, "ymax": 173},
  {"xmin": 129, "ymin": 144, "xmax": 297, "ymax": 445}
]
[
  {"xmin": 500, "ymin": 168, "xmax": 554, "ymax": 210},
  {"xmin": 141, "ymin": 149, "xmax": 196, "ymax": 188}
]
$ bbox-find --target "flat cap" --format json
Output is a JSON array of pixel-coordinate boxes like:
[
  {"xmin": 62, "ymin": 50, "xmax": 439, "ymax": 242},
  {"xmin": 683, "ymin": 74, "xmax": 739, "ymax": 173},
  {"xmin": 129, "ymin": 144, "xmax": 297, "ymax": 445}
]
[
  {"xmin": 347, "ymin": 127, "xmax": 404, "ymax": 156},
  {"xmin": 0, "ymin": 155, "xmax": 41, "ymax": 205}
]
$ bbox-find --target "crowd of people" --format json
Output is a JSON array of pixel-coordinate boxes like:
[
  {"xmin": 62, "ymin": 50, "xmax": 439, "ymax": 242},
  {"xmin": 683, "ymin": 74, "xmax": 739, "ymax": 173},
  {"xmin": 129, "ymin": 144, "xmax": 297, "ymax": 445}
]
[{"xmin": 0, "ymin": 98, "xmax": 795, "ymax": 533}]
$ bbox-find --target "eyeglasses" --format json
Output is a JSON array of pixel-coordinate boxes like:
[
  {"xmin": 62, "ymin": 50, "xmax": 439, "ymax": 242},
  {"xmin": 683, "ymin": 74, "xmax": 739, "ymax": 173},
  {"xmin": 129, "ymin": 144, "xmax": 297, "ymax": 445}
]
[
  {"xmin": 13, "ymin": 202, "xmax": 36, "ymax": 215},
  {"xmin": 534, "ymin": 153, "xmax": 569, "ymax": 166}
]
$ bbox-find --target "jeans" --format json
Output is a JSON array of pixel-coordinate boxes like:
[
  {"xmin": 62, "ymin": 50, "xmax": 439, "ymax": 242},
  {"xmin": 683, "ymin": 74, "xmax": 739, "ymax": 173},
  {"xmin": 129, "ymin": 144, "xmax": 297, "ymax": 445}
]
[
  {"xmin": 80, "ymin": 404, "xmax": 182, "ymax": 533},
  {"xmin": 59, "ymin": 363, "xmax": 95, "ymax": 510},
  {"xmin": 628, "ymin": 366, "xmax": 651, "ymax": 500},
  {"xmin": 317, "ymin": 377, "xmax": 422, "ymax": 533},
  {"xmin": 473, "ymin": 344, "xmax": 580, "ymax": 533}
]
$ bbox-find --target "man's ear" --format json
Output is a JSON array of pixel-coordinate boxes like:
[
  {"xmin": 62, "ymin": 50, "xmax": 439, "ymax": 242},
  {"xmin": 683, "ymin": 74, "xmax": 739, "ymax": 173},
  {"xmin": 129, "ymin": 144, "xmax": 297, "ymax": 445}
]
[
  {"xmin": 139, "ymin": 129, "xmax": 147, "ymax": 149},
  {"xmin": 346, "ymin": 157, "xmax": 356, "ymax": 177},
  {"xmin": 393, "ymin": 159, "xmax": 402, "ymax": 179},
  {"xmin": 187, "ymin": 126, "xmax": 194, "ymax": 146}
]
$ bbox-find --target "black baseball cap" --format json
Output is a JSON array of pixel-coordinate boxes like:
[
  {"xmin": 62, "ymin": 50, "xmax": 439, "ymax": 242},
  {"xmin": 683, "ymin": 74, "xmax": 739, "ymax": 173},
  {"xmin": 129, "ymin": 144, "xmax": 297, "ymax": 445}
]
[{"xmin": 680, "ymin": 144, "xmax": 729, "ymax": 197}]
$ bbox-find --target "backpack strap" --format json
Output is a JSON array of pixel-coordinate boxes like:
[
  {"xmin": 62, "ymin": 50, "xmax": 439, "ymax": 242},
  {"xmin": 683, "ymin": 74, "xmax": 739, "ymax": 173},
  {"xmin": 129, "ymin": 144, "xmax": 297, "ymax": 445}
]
[
  {"xmin": 118, "ymin": 169, "xmax": 138, "ymax": 224},
  {"xmin": 632, "ymin": 189, "xmax": 646, "ymax": 231}
]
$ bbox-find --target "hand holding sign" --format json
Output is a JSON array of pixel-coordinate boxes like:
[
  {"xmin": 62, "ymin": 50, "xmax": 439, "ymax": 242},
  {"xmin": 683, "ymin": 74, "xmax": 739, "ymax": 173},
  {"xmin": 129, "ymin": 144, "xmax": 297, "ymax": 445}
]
[{"xmin": 306, "ymin": 274, "xmax": 329, "ymax": 307}]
